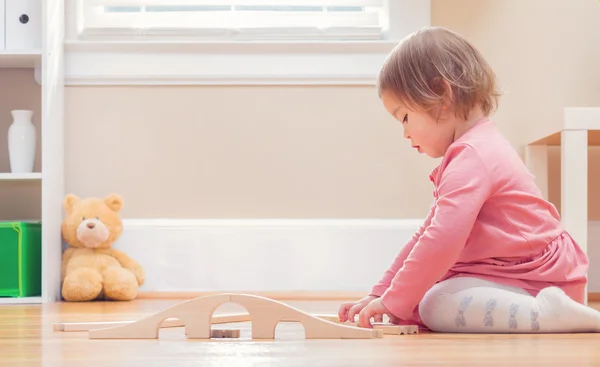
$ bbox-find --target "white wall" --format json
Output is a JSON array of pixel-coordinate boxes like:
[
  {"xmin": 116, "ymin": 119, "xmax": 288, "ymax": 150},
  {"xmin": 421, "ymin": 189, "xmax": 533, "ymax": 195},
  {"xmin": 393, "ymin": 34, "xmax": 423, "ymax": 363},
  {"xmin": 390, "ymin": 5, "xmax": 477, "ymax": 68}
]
[{"xmin": 115, "ymin": 219, "xmax": 600, "ymax": 293}]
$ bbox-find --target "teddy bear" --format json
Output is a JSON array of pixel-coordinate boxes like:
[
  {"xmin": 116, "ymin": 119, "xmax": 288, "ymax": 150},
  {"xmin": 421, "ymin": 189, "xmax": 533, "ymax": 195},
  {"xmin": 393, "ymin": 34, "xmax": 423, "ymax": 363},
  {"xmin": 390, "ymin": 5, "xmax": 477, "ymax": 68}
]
[{"xmin": 60, "ymin": 193, "xmax": 145, "ymax": 302}]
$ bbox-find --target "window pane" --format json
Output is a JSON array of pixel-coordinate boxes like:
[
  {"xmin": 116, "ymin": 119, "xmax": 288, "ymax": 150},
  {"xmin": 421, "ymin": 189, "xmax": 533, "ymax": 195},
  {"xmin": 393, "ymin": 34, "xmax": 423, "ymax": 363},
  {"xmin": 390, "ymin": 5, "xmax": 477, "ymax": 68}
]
[
  {"xmin": 84, "ymin": 1, "xmax": 385, "ymax": 40},
  {"xmin": 105, "ymin": 6, "xmax": 142, "ymax": 12}
]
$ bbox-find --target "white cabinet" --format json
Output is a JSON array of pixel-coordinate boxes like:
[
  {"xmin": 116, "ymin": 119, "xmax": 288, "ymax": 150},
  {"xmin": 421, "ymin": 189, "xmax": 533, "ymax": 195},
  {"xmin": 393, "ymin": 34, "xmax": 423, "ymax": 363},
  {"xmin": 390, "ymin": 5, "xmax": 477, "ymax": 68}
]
[
  {"xmin": 5, "ymin": 0, "xmax": 42, "ymax": 51},
  {"xmin": 0, "ymin": 1, "xmax": 5, "ymax": 50}
]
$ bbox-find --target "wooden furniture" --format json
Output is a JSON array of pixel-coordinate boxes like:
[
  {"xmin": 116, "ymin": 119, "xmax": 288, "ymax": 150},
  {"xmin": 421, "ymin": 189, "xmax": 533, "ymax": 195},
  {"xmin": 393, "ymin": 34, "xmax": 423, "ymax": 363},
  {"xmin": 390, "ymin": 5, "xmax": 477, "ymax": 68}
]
[
  {"xmin": 525, "ymin": 107, "xmax": 600, "ymax": 304},
  {"xmin": 0, "ymin": 0, "xmax": 64, "ymax": 305}
]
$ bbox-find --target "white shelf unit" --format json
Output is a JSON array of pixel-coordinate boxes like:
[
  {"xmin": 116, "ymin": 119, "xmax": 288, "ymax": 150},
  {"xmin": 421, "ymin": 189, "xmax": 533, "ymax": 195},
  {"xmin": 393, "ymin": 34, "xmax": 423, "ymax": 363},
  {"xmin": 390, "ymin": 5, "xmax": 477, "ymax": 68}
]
[
  {"xmin": 0, "ymin": 50, "xmax": 41, "ymax": 68},
  {"xmin": 0, "ymin": 296, "xmax": 42, "ymax": 305},
  {"xmin": 0, "ymin": 0, "xmax": 64, "ymax": 305},
  {"xmin": 0, "ymin": 172, "xmax": 41, "ymax": 180}
]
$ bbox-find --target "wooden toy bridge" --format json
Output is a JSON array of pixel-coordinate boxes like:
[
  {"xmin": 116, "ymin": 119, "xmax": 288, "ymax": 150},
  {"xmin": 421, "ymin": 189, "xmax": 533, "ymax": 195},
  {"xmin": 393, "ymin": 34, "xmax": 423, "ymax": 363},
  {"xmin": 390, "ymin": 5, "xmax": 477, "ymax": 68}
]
[{"xmin": 85, "ymin": 293, "xmax": 383, "ymax": 340}]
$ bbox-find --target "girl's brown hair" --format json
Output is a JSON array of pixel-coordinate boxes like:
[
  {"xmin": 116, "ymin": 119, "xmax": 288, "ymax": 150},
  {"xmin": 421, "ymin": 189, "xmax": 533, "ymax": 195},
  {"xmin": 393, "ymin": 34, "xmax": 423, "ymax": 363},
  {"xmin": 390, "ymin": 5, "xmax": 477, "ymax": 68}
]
[{"xmin": 377, "ymin": 26, "xmax": 501, "ymax": 120}]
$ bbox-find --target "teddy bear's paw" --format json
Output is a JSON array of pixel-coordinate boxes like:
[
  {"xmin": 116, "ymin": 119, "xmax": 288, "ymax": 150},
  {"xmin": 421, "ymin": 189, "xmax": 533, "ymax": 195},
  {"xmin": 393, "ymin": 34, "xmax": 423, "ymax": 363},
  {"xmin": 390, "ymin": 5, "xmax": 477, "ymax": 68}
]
[
  {"xmin": 62, "ymin": 268, "xmax": 103, "ymax": 302},
  {"xmin": 131, "ymin": 266, "xmax": 145, "ymax": 286},
  {"xmin": 102, "ymin": 267, "xmax": 139, "ymax": 301}
]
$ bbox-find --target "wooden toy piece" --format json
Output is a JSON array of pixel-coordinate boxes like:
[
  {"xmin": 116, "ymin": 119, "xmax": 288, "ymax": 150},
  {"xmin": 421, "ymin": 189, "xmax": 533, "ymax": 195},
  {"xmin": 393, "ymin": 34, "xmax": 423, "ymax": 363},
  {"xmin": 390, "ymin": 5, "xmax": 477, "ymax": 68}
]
[
  {"xmin": 88, "ymin": 293, "xmax": 381, "ymax": 340},
  {"xmin": 54, "ymin": 317, "xmax": 183, "ymax": 332},
  {"xmin": 90, "ymin": 294, "xmax": 232, "ymax": 339},
  {"xmin": 229, "ymin": 294, "xmax": 380, "ymax": 339},
  {"xmin": 211, "ymin": 329, "xmax": 240, "ymax": 338},
  {"xmin": 372, "ymin": 322, "xmax": 419, "ymax": 335},
  {"xmin": 340, "ymin": 321, "xmax": 418, "ymax": 335},
  {"xmin": 54, "ymin": 313, "xmax": 343, "ymax": 333},
  {"xmin": 212, "ymin": 313, "xmax": 252, "ymax": 324},
  {"xmin": 53, "ymin": 312, "xmax": 251, "ymax": 332},
  {"xmin": 312, "ymin": 314, "xmax": 341, "ymax": 323}
]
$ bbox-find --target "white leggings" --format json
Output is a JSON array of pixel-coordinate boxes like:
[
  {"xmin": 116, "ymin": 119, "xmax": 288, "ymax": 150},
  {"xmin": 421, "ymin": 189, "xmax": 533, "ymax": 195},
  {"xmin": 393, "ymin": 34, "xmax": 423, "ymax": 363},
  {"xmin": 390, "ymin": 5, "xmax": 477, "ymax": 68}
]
[{"xmin": 417, "ymin": 277, "xmax": 600, "ymax": 333}]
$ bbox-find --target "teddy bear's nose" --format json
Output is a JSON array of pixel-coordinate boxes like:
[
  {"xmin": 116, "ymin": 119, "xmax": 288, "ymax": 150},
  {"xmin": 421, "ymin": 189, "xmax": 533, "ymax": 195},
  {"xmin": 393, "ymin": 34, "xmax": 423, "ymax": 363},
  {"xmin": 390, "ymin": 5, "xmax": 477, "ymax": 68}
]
[{"xmin": 87, "ymin": 222, "xmax": 95, "ymax": 229}]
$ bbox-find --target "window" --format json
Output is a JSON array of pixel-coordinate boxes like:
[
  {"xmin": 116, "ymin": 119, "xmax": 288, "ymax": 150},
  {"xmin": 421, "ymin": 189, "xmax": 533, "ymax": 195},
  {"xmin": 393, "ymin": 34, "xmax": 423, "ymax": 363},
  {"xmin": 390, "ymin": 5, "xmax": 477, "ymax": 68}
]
[
  {"xmin": 66, "ymin": 0, "xmax": 430, "ymax": 86},
  {"xmin": 78, "ymin": 0, "xmax": 387, "ymax": 41}
]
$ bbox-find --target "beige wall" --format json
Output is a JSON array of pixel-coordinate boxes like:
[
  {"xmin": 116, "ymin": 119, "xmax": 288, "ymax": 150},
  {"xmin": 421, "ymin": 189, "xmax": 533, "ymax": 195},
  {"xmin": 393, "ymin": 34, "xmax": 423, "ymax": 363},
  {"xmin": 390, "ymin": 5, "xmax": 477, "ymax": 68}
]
[
  {"xmin": 65, "ymin": 0, "xmax": 600, "ymax": 220},
  {"xmin": 65, "ymin": 85, "xmax": 438, "ymax": 218}
]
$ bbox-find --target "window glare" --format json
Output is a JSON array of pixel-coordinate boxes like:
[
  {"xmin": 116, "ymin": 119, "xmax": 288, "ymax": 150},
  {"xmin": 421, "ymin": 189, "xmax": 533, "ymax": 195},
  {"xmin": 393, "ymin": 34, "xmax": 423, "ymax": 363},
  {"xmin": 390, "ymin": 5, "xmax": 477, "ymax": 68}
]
[{"xmin": 104, "ymin": 6, "xmax": 365, "ymax": 12}]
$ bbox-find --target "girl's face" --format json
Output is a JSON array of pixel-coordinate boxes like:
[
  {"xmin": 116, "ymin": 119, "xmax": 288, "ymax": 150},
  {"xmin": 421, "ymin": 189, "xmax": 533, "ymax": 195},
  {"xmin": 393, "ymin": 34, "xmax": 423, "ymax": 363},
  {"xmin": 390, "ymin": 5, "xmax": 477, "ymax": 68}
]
[{"xmin": 380, "ymin": 90, "xmax": 459, "ymax": 159}]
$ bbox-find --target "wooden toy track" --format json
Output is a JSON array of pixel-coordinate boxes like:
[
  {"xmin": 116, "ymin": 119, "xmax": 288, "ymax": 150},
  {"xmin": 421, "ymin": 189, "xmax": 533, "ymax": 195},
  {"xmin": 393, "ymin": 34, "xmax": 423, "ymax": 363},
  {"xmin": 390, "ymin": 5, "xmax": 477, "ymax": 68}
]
[{"xmin": 86, "ymin": 293, "xmax": 383, "ymax": 340}]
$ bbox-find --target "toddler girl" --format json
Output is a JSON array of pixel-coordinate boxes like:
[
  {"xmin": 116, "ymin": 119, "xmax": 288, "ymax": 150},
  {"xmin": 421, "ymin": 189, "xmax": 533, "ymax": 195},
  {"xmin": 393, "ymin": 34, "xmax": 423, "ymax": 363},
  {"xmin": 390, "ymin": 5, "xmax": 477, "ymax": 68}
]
[{"xmin": 338, "ymin": 26, "xmax": 600, "ymax": 333}]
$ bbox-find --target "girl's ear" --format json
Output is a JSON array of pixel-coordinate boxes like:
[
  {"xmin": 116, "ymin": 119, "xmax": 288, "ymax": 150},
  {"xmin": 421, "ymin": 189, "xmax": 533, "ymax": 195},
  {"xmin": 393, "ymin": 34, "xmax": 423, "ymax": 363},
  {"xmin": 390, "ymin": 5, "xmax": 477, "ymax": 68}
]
[
  {"xmin": 439, "ymin": 79, "xmax": 454, "ymax": 111},
  {"xmin": 427, "ymin": 77, "xmax": 454, "ymax": 122},
  {"xmin": 429, "ymin": 76, "xmax": 453, "ymax": 111}
]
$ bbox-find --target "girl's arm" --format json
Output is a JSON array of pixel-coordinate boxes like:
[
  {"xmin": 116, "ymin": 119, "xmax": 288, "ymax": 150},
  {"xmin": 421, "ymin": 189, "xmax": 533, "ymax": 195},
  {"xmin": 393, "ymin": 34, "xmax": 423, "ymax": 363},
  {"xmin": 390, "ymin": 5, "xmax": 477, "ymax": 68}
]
[
  {"xmin": 380, "ymin": 144, "xmax": 492, "ymax": 320},
  {"xmin": 369, "ymin": 201, "xmax": 436, "ymax": 297}
]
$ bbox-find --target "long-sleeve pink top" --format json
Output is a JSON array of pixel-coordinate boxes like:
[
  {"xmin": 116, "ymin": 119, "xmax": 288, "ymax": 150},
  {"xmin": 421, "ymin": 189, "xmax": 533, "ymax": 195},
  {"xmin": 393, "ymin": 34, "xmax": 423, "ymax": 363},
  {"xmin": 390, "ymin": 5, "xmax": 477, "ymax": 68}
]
[{"xmin": 370, "ymin": 117, "xmax": 589, "ymax": 323}]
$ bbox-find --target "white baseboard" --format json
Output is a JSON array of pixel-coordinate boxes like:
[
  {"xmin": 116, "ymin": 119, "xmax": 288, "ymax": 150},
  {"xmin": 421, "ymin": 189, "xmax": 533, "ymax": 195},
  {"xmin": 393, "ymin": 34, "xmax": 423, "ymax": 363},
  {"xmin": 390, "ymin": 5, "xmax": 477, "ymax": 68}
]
[{"xmin": 110, "ymin": 219, "xmax": 600, "ymax": 295}]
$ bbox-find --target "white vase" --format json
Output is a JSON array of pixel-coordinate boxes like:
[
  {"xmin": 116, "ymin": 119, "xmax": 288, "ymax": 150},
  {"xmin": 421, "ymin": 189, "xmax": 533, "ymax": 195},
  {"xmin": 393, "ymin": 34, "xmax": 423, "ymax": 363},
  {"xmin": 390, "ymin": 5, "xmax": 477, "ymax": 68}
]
[{"xmin": 8, "ymin": 109, "xmax": 36, "ymax": 174}]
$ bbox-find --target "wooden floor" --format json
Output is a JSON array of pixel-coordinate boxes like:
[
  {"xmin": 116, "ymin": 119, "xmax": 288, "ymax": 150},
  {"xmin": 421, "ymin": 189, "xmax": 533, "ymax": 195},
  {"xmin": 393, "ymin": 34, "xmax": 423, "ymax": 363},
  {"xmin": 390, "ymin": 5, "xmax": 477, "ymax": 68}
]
[{"xmin": 1, "ymin": 298, "xmax": 600, "ymax": 367}]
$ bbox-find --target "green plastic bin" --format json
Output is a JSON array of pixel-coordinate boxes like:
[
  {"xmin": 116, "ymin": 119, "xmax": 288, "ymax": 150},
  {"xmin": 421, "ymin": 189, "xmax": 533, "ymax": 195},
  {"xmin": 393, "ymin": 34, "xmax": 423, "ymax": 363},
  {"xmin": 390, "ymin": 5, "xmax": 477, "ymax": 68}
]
[{"xmin": 0, "ymin": 222, "xmax": 42, "ymax": 298}]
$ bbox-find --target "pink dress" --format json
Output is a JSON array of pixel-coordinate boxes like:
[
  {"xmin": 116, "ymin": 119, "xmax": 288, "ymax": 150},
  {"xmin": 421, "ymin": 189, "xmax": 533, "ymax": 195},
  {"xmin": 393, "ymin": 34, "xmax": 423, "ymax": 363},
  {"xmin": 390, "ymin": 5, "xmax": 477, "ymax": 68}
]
[{"xmin": 369, "ymin": 117, "xmax": 589, "ymax": 327}]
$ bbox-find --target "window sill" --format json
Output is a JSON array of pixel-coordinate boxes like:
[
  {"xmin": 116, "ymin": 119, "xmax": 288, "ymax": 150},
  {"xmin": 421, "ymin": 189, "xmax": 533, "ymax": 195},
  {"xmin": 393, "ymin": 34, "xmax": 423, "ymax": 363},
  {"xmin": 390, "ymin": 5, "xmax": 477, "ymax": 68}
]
[{"xmin": 63, "ymin": 40, "xmax": 398, "ymax": 86}]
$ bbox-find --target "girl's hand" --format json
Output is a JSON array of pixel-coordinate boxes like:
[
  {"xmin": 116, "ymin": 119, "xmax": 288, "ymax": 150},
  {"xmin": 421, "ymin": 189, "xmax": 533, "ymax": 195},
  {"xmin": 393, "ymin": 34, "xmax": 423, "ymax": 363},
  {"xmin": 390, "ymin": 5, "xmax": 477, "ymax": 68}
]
[
  {"xmin": 357, "ymin": 298, "xmax": 395, "ymax": 328},
  {"xmin": 338, "ymin": 295, "xmax": 378, "ymax": 323}
]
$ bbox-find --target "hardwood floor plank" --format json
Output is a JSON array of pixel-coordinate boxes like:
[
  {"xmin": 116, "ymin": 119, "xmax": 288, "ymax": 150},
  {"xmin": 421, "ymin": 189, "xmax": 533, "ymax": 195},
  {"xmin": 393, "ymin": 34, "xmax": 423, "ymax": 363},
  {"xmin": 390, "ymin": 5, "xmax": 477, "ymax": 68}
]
[{"xmin": 1, "ymin": 299, "xmax": 599, "ymax": 366}]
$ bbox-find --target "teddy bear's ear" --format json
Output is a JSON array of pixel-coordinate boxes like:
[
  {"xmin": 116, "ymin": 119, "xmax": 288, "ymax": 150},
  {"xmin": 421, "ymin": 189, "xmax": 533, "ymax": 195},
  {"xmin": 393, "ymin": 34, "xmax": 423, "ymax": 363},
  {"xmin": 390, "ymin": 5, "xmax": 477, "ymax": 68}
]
[
  {"xmin": 104, "ymin": 194, "xmax": 123, "ymax": 212},
  {"xmin": 63, "ymin": 194, "xmax": 80, "ymax": 212}
]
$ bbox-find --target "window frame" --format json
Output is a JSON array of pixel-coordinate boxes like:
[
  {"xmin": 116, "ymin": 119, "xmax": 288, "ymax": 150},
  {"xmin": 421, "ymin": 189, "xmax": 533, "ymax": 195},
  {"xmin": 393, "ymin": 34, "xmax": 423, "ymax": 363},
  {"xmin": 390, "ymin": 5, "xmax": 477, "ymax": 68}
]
[{"xmin": 64, "ymin": 0, "xmax": 431, "ymax": 86}]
